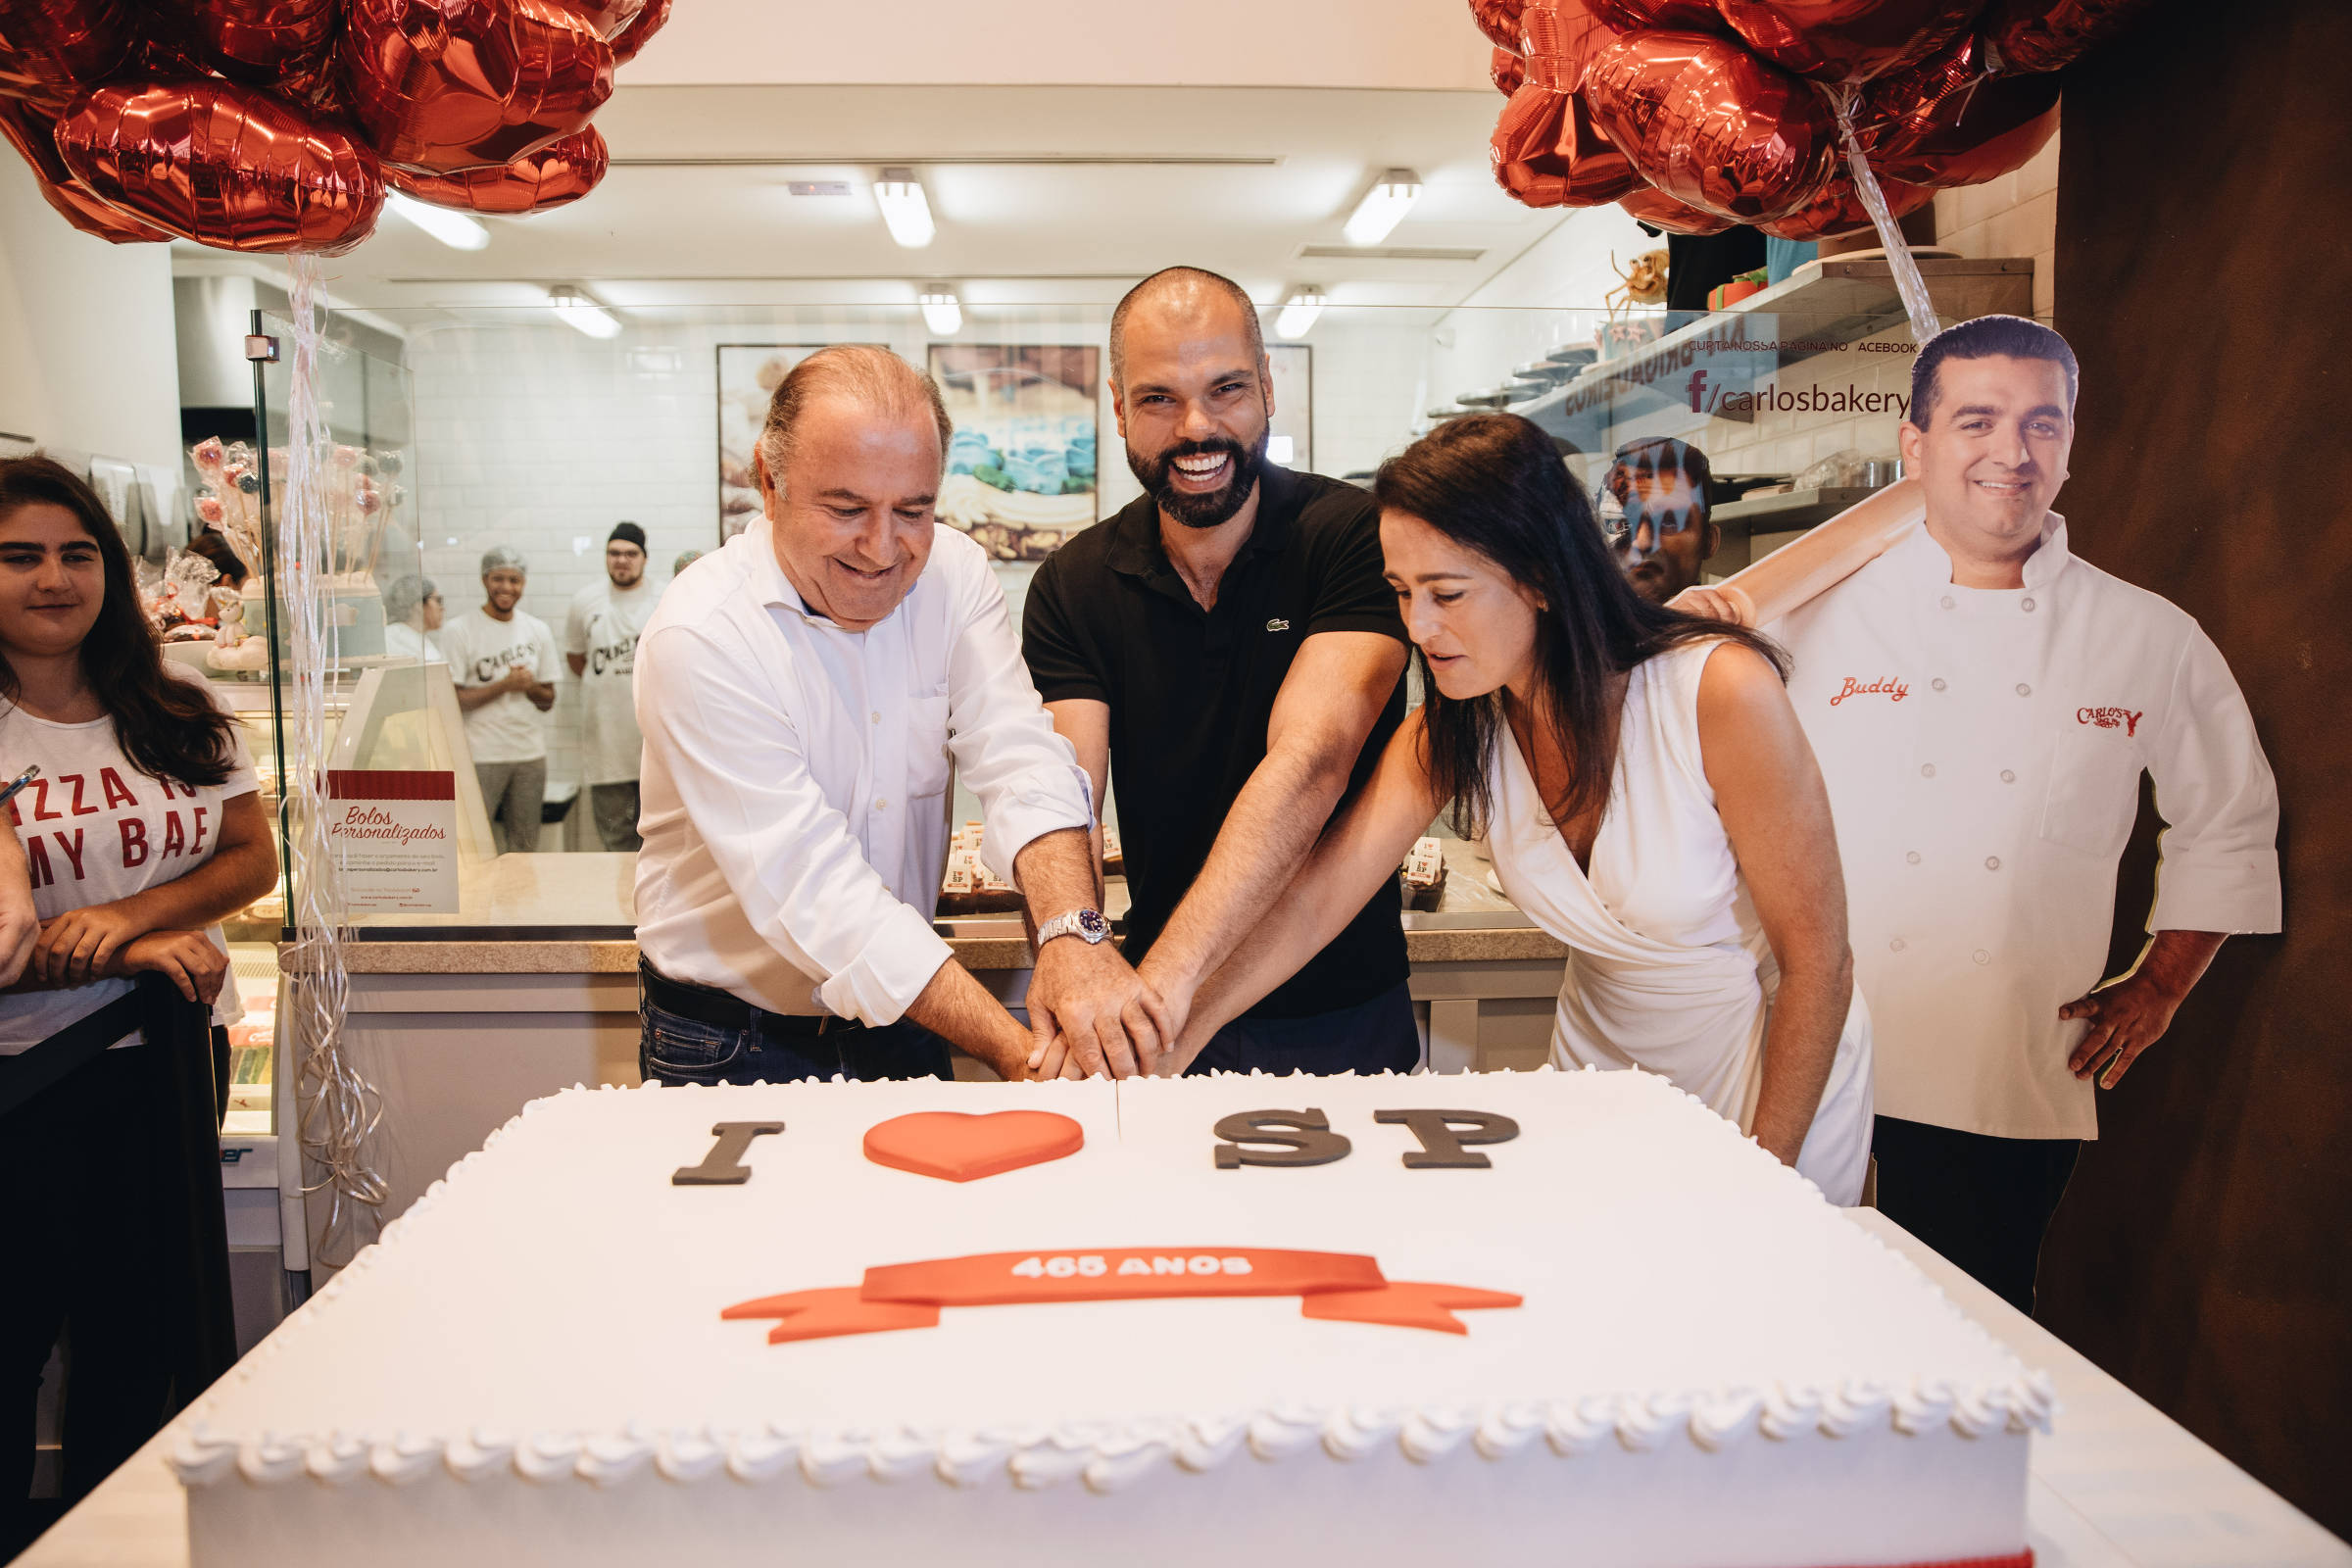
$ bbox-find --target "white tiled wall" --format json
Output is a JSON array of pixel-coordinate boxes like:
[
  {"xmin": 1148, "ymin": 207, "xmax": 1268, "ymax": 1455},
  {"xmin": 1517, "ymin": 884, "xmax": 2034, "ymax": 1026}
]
[{"xmin": 1933, "ymin": 130, "xmax": 2061, "ymax": 319}]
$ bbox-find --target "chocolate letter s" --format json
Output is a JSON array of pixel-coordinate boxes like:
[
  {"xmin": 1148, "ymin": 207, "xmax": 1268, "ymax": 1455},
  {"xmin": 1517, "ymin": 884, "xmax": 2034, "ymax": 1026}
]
[{"xmin": 1212, "ymin": 1109, "xmax": 1351, "ymax": 1169}]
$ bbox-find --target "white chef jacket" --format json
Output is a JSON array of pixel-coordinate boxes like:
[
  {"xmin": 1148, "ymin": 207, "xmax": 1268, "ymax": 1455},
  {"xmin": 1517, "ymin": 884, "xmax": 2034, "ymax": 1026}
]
[
  {"xmin": 632, "ymin": 524, "xmax": 1092, "ymax": 1024},
  {"xmin": 1771, "ymin": 516, "xmax": 2280, "ymax": 1141}
]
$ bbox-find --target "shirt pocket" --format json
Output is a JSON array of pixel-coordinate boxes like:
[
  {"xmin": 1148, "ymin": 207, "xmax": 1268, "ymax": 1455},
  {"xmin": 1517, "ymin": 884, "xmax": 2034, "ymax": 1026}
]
[
  {"xmin": 906, "ymin": 689, "xmax": 954, "ymax": 799},
  {"xmin": 2038, "ymin": 723, "xmax": 2144, "ymax": 859}
]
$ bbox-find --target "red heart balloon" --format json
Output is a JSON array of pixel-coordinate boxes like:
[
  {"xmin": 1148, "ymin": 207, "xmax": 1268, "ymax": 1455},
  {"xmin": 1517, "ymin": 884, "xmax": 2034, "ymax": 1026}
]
[
  {"xmin": 1492, "ymin": 87, "xmax": 1640, "ymax": 208},
  {"xmin": 54, "ymin": 79, "xmax": 383, "ymax": 254},
  {"xmin": 161, "ymin": 0, "xmax": 343, "ymax": 106},
  {"xmin": 861, "ymin": 1109, "xmax": 1086, "ymax": 1184},
  {"xmin": 0, "ymin": 95, "xmax": 170, "ymax": 241},
  {"xmin": 1584, "ymin": 29, "xmax": 1836, "ymax": 222},
  {"xmin": 1468, "ymin": 0, "xmax": 1528, "ymax": 52},
  {"xmin": 1757, "ymin": 166, "xmax": 1934, "ymax": 240},
  {"xmin": 1714, "ymin": 0, "xmax": 1984, "ymax": 83},
  {"xmin": 1858, "ymin": 33, "xmax": 2060, "ymax": 186},
  {"xmin": 0, "ymin": 0, "xmax": 136, "ymax": 115},
  {"xmin": 544, "ymin": 0, "xmax": 647, "ymax": 39},
  {"xmin": 1589, "ymin": 0, "xmax": 1723, "ymax": 30},
  {"xmin": 341, "ymin": 0, "xmax": 613, "ymax": 175},
  {"xmin": 1981, "ymin": 0, "xmax": 2154, "ymax": 74},
  {"xmin": 1519, "ymin": 0, "xmax": 1622, "ymax": 91},
  {"xmin": 1617, "ymin": 180, "xmax": 1736, "ymax": 233},
  {"xmin": 1492, "ymin": 45, "xmax": 1526, "ymax": 95},
  {"xmin": 607, "ymin": 0, "xmax": 667, "ymax": 65},
  {"xmin": 386, "ymin": 122, "xmax": 606, "ymax": 213}
]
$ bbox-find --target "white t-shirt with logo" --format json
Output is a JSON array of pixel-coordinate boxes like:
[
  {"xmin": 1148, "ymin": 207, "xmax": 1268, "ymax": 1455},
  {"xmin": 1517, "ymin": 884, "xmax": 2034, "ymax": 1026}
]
[
  {"xmin": 564, "ymin": 578, "xmax": 659, "ymax": 785},
  {"xmin": 383, "ymin": 622, "xmax": 445, "ymax": 663},
  {"xmin": 0, "ymin": 668, "xmax": 255, "ymax": 1054},
  {"xmin": 439, "ymin": 606, "xmax": 558, "ymax": 765}
]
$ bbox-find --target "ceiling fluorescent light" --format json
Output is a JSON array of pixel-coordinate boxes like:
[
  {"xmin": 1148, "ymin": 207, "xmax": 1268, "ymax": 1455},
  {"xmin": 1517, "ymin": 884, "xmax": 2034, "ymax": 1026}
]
[
  {"xmin": 919, "ymin": 289, "xmax": 961, "ymax": 335},
  {"xmin": 386, "ymin": 192, "xmax": 489, "ymax": 251},
  {"xmin": 548, "ymin": 286, "xmax": 621, "ymax": 339},
  {"xmin": 874, "ymin": 168, "xmax": 936, "ymax": 249},
  {"xmin": 1343, "ymin": 170, "xmax": 1423, "ymax": 247},
  {"xmin": 1275, "ymin": 288, "xmax": 1326, "ymax": 340}
]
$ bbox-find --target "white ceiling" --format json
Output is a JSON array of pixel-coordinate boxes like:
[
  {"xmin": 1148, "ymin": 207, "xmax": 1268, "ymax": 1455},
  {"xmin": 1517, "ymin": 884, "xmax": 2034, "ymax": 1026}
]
[{"xmin": 213, "ymin": 82, "xmax": 1570, "ymax": 326}]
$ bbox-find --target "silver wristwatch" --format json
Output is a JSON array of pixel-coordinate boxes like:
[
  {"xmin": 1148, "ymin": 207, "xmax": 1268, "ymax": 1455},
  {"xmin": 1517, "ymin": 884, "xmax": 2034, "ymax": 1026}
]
[{"xmin": 1035, "ymin": 906, "xmax": 1110, "ymax": 950}]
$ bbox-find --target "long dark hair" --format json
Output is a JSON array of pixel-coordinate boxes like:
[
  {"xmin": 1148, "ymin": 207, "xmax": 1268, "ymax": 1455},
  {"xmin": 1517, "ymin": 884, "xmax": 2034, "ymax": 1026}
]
[
  {"xmin": 1372, "ymin": 414, "xmax": 1786, "ymax": 839},
  {"xmin": 0, "ymin": 456, "xmax": 240, "ymax": 788}
]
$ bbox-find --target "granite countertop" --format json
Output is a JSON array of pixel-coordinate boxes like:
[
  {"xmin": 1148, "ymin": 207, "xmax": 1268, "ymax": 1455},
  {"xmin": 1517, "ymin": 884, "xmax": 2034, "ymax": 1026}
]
[{"xmin": 295, "ymin": 840, "xmax": 1566, "ymax": 975}]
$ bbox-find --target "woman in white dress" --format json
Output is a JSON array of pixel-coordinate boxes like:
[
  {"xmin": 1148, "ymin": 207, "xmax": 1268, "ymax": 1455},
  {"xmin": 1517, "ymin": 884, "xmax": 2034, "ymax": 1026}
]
[{"xmin": 1164, "ymin": 414, "xmax": 1874, "ymax": 1202}]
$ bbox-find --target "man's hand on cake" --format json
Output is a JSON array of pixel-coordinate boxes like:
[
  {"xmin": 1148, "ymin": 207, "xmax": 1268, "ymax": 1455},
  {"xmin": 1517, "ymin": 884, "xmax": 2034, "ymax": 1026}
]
[{"xmin": 1026, "ymin": 937, "xmax": 1171, "ymax": 1079}]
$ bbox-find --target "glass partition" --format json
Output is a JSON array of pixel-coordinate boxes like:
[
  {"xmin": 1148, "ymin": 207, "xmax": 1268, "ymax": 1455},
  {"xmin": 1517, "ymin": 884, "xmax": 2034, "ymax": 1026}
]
[{"xmin": 221, "ymin": 255, "xmax": 2036, "ymax": 938}]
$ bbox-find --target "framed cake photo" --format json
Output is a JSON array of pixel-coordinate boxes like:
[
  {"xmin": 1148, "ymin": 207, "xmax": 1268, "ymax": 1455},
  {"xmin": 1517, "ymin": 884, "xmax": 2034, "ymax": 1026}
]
[
  {"xmin": 926, "ymin": 344, "xmax": 1100, "ymax": 562},
  {"xmin": 714, "ymin": 345, "xmax": 829, "ymax": 543}
]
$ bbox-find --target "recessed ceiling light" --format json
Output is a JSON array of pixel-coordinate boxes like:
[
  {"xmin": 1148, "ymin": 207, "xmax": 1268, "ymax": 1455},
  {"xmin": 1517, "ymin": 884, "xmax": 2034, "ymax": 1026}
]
[
  {"xmin": 1275, "ymin": 288, "xmax": 1326, "ymax": 340},
  {"xmin": 385, "ymin": 192, "xmax": 489, "ymax": 251},
  {"xmin": 874, "ymin": 168, "xmax": 936, "ymax": 249},
  {"xmin": 1344, "ymin": 170, "xmax": 1424, "ymax": 247},
  {"xmin": 548, "ymin": 285, "xmax": 621, "ymax": 339},
  {"xmin": 919, "ymin": 289, "xmax": 961, "ymax": 335}
]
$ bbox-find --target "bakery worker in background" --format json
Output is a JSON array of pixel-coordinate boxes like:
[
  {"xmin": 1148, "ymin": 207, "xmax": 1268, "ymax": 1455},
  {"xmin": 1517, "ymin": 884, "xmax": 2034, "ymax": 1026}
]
[
  {"xmin": 1762, "ymin": 316, "xmax": 2281, "ymax": 1312},
  {"xmin": 380, "ymin": 573, "xmax": 445, "ymax": 663},
  {"xmin": 439, "ymin": 548, "xmax": 558, "ymax": 853},
  {"xmin": 633, "ymin": 345, "xmax": 1164, "ymax": 1085},
  {"xmin": 1021, "ymin": 267, "xmax": 1415, "ymax": 1079},
  {"xmin": 1604, "ymin": 435, "xmax": 1721, "ymax": 607},
  {"xmin": 564, "ymin": 521, "xmax": 658, "ymax": 852}
]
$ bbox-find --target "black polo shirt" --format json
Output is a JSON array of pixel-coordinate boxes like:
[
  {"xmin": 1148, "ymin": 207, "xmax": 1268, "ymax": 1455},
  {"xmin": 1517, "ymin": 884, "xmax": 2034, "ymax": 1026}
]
[{"xmin": 1022, "ymin": 464, "xmax": 1409, "ymax": 1019}]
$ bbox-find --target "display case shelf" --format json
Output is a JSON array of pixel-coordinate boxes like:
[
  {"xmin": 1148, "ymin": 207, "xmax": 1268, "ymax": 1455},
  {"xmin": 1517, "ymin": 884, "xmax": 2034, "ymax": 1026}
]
[
  {"xmin": 1507, "ymin": 256, "xmax": 2035, "ymax": 450},
  {"xmin": 1710, "ymin": 485, "xmax": 1890, "ymax": 537}
]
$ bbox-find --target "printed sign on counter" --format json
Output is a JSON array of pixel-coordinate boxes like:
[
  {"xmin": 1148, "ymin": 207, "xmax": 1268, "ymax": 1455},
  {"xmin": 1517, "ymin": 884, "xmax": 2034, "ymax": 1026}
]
[{"xmin": 325, "ymin": 770, "xmax": 458, "ymax": 913}]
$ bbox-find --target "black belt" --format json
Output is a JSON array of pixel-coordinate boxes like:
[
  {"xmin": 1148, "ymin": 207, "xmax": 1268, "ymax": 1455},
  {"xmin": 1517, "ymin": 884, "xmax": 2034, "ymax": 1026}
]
[{"xmin": 638, "ymin": 962, "xmax": 864, "ymax": 1037}]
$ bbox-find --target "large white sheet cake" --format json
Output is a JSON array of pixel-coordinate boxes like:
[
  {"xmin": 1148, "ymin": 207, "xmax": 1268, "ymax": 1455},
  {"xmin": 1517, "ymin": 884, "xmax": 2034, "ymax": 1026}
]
[{"xmin": 171, "ymin": 1068, "xmax": 2049, "ymax": 1567}]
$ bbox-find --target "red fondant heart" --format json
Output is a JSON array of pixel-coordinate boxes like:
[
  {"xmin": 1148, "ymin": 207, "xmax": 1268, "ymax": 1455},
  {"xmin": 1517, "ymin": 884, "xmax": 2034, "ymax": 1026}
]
[{"xmin": 863, "ymin": 1110, "xmax": 1084, "ymax": 1184}]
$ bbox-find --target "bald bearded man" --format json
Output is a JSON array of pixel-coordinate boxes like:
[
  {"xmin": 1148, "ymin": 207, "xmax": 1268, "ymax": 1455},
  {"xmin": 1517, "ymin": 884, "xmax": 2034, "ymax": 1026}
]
[{"xmin": 1021, "ymin": 267, "xmax": 1417, "ymax": 1080}]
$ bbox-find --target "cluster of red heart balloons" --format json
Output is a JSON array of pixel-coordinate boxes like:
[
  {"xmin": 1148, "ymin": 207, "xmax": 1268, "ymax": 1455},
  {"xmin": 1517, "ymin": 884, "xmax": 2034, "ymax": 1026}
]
[
  {"xmin": 0, "ymin": 0, "xmax": 665, "ymax": 253},
  {"xmin": 1481, "ymin": 0, "xmax": 2142, "ymax": 240}
]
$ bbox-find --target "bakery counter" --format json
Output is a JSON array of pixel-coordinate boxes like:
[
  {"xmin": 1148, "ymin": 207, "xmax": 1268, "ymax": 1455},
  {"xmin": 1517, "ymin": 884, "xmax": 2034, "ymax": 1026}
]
[{"xmin": 275, "ymin": 842, "xmax": 1565, "ymax": 1263}]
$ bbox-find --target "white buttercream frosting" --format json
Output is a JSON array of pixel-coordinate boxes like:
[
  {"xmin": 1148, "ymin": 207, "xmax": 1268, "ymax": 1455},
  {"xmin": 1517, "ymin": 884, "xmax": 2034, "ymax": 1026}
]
[{"xmin": 167, "ymin": 1070, "xmax": 2051, "ymax": 1499}]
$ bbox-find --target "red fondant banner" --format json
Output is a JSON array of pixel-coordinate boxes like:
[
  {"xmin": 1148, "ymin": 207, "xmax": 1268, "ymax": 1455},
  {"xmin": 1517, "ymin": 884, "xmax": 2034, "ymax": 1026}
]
[{"xmin": 723, "ymin": 1248, "xmax": 1522, "ymax": 1344}]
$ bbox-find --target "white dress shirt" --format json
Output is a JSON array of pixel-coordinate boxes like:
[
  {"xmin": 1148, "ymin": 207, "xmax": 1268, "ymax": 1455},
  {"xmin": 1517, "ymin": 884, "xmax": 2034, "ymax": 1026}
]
[
  {"xmin": 1772, "ymin": 516, "xmax": 2280, "ymax": 1140},
  {"xmin": 632, "ymin": 524, "xmax": 1092, "ymax": 1023}
]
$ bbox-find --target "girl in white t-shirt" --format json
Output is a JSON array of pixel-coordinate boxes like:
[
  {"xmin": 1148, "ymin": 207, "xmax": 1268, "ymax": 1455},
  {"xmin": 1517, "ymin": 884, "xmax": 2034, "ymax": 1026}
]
[{"xmin": 0, "ymin": 456, "xmax": 279, "ymax": 1539}]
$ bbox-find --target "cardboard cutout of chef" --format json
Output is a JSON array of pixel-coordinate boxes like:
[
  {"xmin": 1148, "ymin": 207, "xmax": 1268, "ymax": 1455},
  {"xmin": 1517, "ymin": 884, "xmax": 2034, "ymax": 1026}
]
[{"xmin": 1685, "ymin": 316, "xmax": 2281, "ymax": 1313}]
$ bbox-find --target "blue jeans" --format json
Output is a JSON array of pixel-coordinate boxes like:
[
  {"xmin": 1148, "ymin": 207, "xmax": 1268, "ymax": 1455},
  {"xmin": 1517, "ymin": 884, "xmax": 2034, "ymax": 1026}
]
[
  {"xmin": 1183, "ymin": 980, "xmax": 1420, "ymax": 1077},
  {"xmin": 639, "ymin": 995, "xmax": 953, "ymax": 1086}
]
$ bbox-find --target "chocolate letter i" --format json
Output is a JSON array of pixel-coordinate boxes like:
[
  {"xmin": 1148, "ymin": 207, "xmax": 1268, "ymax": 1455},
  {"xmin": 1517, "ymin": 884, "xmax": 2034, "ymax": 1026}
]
[{"xmin": 673, "ymin": 1122, "xmax": 786, "ymax": 1186}]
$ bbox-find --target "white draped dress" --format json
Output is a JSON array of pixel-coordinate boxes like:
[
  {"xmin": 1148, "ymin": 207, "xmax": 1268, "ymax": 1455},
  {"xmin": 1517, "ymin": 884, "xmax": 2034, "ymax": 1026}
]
[{"xmin": 1483, "ymin": 638, "xmax": 1875, "ymax": 1203}]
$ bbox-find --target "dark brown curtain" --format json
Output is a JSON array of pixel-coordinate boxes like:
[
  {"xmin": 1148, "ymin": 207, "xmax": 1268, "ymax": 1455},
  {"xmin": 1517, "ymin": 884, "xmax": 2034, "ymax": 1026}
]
[{"xmin": 2040, "ymin": 0, "xmax": 2352, "ymax": 1535}]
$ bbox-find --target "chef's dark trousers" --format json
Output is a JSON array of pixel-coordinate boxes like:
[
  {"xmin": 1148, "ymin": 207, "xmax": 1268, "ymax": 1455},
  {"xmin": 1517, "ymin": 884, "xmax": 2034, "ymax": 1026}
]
[
  {"xmin": 1, "ymin": 1047, "xmax": 177, "ymax": 1553},
  {"xmin": 1872, "ymin": 1114, "xmax": 2081, "ymax": 1317}
]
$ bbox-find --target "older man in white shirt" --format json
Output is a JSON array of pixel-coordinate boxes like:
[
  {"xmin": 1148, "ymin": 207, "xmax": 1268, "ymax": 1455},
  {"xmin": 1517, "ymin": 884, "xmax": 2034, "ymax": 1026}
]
[
  {"xmin": 633, "ymin": 346, "xmax": 1163, "ymax": 1084},
  {"xmin": 1765, "ymin": 316, "xmax": 2280, "ymax": 1312}
]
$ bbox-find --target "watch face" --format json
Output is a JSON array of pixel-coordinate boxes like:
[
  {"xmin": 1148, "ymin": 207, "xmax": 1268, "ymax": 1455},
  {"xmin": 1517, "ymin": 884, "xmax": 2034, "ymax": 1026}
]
[{"xmin": 1077, "ymin": 908, "xmax": 1108, "ymax": 938}]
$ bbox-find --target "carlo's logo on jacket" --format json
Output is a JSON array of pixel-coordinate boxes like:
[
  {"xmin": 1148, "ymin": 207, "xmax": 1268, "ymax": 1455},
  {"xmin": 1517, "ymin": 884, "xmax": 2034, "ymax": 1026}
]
[
  {"xmin": 2079, "ymin": 707, "xmax": 2144, "ymax": 737},
  {"xmin": 1830, "ymin": 675, "xmax": 1908, "ymax": 707}
]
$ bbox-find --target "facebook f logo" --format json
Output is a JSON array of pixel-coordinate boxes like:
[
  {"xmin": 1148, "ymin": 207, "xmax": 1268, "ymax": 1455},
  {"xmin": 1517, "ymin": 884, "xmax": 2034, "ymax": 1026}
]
[{"xmin": 1687, "ymin": 368, "xmax": 1709, "ymax": 414}]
